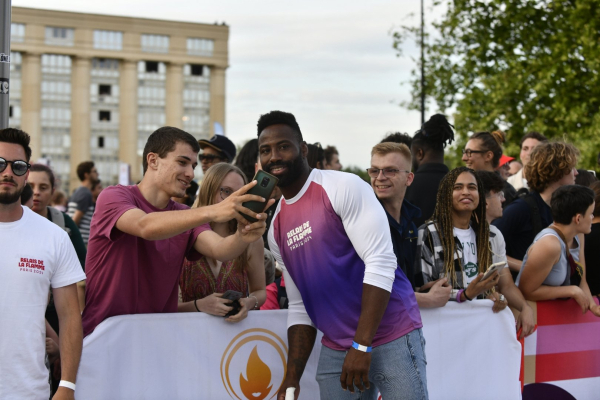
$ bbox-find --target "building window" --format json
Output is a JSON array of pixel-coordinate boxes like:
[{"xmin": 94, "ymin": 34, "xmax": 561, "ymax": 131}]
[
  {"xmin": 92, "ymin": 58, "xmax": 119, "ymax": 71},
  {"xmin": 11, "ymin": 23, "xmax": 25, "ymax": 43},
  {"xmin": 9, "ymin": 52, "xmax": 22, "ymax": 73},
  {"xmin": 145, "ymin": 61, "xmax": 159, "ymax": 73},
  {"xmin": 99, "ymin": 84, "xmax": 112, "ymax": 96},
  {"xmin": 141, "ymin": 34, "xmax": 169, "ymax": 53},
  {"xmin": 45, "ymin": 27, "xmax": 74, "ymax": 46},
  {"xmin": 93, "ymin": 30, "xmax": 123, "ymax": 51},
  {"xmin": 99, "ymin": 111, "xmax": 111, "ymax": 121},
  {"xmin": 98, "ymin": 136, "xmax": 105, "ymax": 148},
  {"xmin": 190, "ymin": 64, "xmax": 204, "ymax": 76},
  {"xmin": 9, "ymin": 106, "xmax": 12, "ymax": 118},
  {"xmin": 41, "ymin": 54, "xmax": 72, "ymax": 76},
  {"xmin": 187, "ymin": 38, "xmax": 214, "ymax": 56}
]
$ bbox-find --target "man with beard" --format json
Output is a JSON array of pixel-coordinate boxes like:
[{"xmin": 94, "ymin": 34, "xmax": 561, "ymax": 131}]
[
  {"xmin": 258, "ymin": 111, "xmax": 427, "ymax": 400},
  {"xmin": 0, "ymin": 128, "xmax": 86, "ymax": 400},
  {"xmin": 82, "ymin": 126, "xmax": 273, "ymax": 337}
]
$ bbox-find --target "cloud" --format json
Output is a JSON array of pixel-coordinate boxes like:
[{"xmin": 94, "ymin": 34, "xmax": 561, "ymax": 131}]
[{"xmin": 14, "ymin": 0, "xmax": 431, "ymax": 168}]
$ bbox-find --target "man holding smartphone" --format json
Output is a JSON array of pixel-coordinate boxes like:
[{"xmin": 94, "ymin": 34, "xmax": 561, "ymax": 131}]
[
  {"xmin": 257, "ymin": 111, "xmax": 427, "ymax": 400},
  {"xmin": 82, "ymin": 127, "xmax": 273, "ymax": 337}
]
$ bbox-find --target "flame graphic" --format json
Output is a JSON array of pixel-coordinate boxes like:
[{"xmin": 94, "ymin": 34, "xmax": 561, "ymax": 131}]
[{"xmin": 239, "ymin": 346, "xmax": 273, "ymax": 400}]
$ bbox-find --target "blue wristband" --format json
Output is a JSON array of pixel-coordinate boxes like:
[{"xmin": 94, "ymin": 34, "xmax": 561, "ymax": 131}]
[{"xmin": 351, "ymin": 341, "xmax": 372, "ymax": 353}]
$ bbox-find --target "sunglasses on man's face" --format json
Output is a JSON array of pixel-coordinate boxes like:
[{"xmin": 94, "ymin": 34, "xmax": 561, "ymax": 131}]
[
  {"xmin": 199, "ymin": 154, "xmax": 224, "ymax": 162},
  {"xmin": 0, "ymin": 157, "xmax": 31, "ymax": 176}
]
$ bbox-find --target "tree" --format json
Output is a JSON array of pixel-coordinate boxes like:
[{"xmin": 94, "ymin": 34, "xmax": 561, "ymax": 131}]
[
  {"xmin": 394, "ymin": 0, "xmax": 600, "ymax": 169},
  {"xmin": 343, "ymin": 165, "xmax": 370, "ymax": 183}
]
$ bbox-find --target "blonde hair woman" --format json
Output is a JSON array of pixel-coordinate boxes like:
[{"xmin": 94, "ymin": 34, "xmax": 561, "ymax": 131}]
[{"xmin": 178, "ymin": 163, "xmax": 266, "ymax": 321}]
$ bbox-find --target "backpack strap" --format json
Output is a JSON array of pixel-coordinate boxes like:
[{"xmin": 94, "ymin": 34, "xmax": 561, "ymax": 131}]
[{"xmin": 48, "ymin": 206, "xmax": 67, "ymax": 232}]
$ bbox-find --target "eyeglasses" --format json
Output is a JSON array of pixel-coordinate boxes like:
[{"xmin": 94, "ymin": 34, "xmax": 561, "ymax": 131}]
[
  {"xmin": 366, "ymin": 168, "xmax": 410, "ymax": 178},
  {"xmin": 220, "ymin": 187, "xmax": 234, "ymax": 200},
  {"xmin": 199, "ymin": 154, "xmax": 224, "ymax": 162},
  {"xmin": 0, "ymin": 157, "xmax": 31, "ymax": 176},
  {"xmin": 462, "ymin": 149, "xmax": 487, "ymax": 158}
]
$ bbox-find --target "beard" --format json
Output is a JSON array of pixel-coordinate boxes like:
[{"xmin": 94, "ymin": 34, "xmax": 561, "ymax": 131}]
[
  {"xmin": 0, "ymin": 180, "xmax": 25, "ymax": 205},
  {"xmin": 263, "ymin": 154, "xmax": 306, "ymax": 188}
]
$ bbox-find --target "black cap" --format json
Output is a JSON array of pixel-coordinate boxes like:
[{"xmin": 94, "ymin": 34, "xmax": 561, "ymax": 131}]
[{"xmin": 198, "ymin": 135, "xmax": 236, "ymax": 163}]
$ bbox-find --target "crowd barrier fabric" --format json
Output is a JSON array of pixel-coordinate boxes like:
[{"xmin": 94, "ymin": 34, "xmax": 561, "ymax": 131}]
[
  {"xmin": 76, "ymin": 311, "xmax": 322, "ymax": 400},
  {"xmin": 76, "ymin": 302, "xmax": 521, "ymax": 399},
  {"xmin": 419, "ymin": 300, "xmax": 521, "ymax": 400},
  {"xmin": 521, "ymin": 298, "xmax": 600, "ymax": 400}
]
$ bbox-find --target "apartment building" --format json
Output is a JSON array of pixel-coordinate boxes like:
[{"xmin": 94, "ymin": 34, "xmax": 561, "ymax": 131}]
[{"xmin": 9, "ymin": 7, "xmax": 228, "ymax": 191}]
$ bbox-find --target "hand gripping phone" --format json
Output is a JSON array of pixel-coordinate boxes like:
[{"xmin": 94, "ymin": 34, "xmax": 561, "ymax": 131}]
[
  {"xmin": 482, "ymin": 261, "xmax": 506, "ymax": 280},
  {"xmin": 240, "ymin": 170, "xmax": 279, "ymax": 223},
  {"xmin": 222, "ymin": 290, "xmax": 243, "ymax": 317}
]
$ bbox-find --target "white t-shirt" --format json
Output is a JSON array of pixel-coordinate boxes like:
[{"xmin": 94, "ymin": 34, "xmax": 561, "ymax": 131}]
[
  {"xmin": 0, "ymin": 206, "xmax": 86, "ymax": 400},
  {"xmin": 453, "ymin": 226, "xmax": 479, "ymax": 287}
]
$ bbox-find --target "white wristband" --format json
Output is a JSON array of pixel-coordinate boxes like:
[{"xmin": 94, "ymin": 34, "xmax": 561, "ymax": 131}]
[
  {"xmin": 59, "ymin": 380, "xmax": 76, "ymax": 391},
  {"xmin": 285, "ymin": 387, "xmax": 296, "ymax": 400}
]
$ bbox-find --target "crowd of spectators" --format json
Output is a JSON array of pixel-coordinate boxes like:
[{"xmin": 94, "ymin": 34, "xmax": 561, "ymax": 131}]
[{"xmin": 2, "ymin": 108, "xmax": 599, "ymax": 399}]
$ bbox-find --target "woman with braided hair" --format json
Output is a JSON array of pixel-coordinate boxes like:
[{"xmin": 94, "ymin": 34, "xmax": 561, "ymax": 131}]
[{"xmin": 415, "ymin": 167, "xmax": 536, "ymax": 338}]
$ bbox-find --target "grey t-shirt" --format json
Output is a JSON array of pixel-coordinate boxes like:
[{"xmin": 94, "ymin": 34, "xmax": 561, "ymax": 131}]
[
  {"xmin": 517, "ymin": 228, "xmax": 580, "ymax": 287},
  {"xmin": 67, "ymin": 186, "xmax": 94, "ymax": 243}
]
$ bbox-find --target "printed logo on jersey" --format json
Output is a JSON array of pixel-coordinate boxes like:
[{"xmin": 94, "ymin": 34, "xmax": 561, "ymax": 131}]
[
  {"xmin": 464, "ymin": 262, "xmax": 478, "ymax": 278},
  {"xmin": 19, "ymin": 257, "xmax": 46, "ymax": 275},
  {"xmin": 286, "ymin": 221, "xmax": 313, "ymax": 251}
]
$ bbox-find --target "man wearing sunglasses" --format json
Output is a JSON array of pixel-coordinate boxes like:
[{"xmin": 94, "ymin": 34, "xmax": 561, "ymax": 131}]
[
  {"xmin": 369, "ymin": 142, "xmax": 452, "ymax": 309},
  {"xmin": 198, "ymin": 134, "xmax": 236, "ymax": 174},
  {"xmin": 0, "ymin": 128, "xmax": 86, "ymax": 400}
]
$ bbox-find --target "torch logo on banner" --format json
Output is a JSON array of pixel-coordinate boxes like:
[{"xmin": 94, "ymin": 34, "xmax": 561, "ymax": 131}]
[{"xmin": 221, "ymin": 328, "xmax": 288, "ymax": 400}]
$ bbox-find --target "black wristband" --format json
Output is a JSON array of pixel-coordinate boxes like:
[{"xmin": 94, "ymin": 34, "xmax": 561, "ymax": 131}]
[
  {"xmin": 463, "ymin": 289, "xmax": 473, "ymax": 301},
  {"xmin": 194, "ymin": 299, "xmax": 200, "ymax": 312}
]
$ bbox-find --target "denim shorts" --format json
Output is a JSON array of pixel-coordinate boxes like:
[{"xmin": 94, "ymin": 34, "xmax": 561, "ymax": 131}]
[{"xmin": 315, "ymin": 328, "xmax": 428, "ymax": 400}]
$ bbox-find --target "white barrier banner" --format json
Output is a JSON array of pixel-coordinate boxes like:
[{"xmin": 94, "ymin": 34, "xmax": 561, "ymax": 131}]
[
  {"xmin": 420, "ymin": 301, "xmax": 521, "ymax": 400},
  {"xmin": 77, "ymin": 302, "xmax": 521, "ymax": 399},
  {"xmin": 77, "ymin": 310, "xmax": 322, "ymax": 400}
]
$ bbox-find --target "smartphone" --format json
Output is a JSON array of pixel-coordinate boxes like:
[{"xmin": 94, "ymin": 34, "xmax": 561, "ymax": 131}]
[
  {"xmin": 240, "ymin": 170, "xmax": 279, "ymax": 223},
  {"xmin": 482, "ymin": 261, "xmax": 506, "ymax": 280},
  {"xmin": 222, "ymin": 290, "xmax": 243, "ymax": 317}
]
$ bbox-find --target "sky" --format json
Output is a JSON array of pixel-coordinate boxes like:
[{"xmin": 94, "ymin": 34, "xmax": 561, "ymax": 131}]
[{"xmin": 13, "ymin": 0, "xmax": 437, "ymax": 170}]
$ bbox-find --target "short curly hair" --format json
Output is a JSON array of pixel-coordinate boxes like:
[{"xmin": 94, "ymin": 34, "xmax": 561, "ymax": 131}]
[
  {"xmin": 524, "ymin": 142, "xmax": 579, "ymax": 192},
  {"xmin": 256, "ymin": 110, "xmax": 303, "ymax": 143}
]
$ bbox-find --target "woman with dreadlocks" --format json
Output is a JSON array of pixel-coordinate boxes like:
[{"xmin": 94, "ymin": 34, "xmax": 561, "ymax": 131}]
[{"xmin": 415, "ymin": 167, "xmax": 536, "ymax": 337}]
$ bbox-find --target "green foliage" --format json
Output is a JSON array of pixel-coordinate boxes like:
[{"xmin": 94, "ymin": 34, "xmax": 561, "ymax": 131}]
[
  {"xmin": 343, "ymin": 165, "xmax": 370, "ymax": 183},
  {"xmin": 394, "ymin": 0, "xmax": 600, "ymax": 170}
]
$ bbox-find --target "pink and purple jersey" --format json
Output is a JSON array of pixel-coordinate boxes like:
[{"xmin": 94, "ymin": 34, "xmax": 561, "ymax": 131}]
[{"xmin": 268, "ymin": 169, "xmax": 422, "ymax": 351}]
